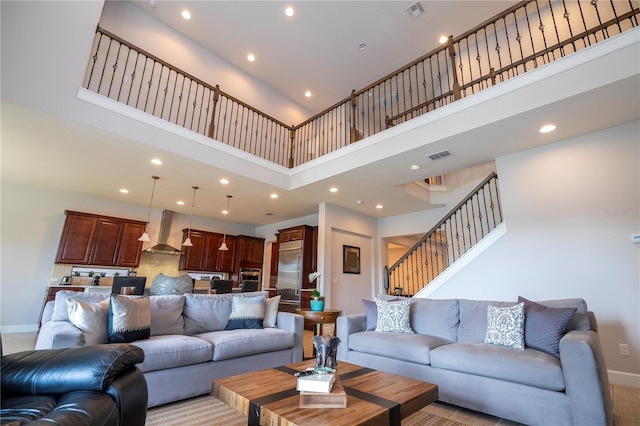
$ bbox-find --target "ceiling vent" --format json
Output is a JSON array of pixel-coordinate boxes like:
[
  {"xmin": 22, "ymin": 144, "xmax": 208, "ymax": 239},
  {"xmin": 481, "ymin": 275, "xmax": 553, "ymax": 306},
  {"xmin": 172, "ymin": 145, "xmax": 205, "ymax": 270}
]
[
  {"xmin": 406, "ymin": 2, "xmax": 425, "ymax": 18},
  {"xmin": 427, "ymin": 150, "xmax": 451, "ymax": 160}
]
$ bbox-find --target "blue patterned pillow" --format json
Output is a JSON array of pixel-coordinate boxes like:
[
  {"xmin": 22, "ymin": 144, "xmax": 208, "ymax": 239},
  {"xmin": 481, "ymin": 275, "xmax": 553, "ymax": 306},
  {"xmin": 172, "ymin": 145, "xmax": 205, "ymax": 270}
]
[
  {"xmin": 485, "ymin": 303, "xmax": 525, "ymax": 350},
  {"xmin": 108, "ymin": 295, "xmax": 151, "ymax": 343},
  {"xmin": 519, "ymin": 296, "xmax": 577, "ymax": 358},
  {"xmin": 225, "ymin": 295, "xmax": 266, "ymax": 330},
  {"xmin": 375, "ymin": 298, "xmax": 413, "ymax": 333}
]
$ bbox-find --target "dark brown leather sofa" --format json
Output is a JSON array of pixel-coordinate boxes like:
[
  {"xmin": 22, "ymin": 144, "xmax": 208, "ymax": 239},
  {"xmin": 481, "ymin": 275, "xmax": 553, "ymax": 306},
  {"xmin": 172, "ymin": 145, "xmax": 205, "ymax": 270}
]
[{"xmin": 1, "ymin": 343, "xmax": 147, "ymax": 425}]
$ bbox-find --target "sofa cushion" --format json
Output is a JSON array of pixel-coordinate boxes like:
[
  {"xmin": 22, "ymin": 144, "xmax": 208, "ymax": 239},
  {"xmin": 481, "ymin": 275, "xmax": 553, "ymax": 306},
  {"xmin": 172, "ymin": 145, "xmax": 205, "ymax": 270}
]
[
  {"xmin": 225, "ymin": 295, "xmax": 266, "ymax": 330},
  {"xmin": 430, "ymin": 341, "xmax": 566, "ymax": 392},
  {"xmin": 131, "ymin": 335, "xmax": 213, "ymax": 373},
  {"xmin": 519, "ymin": 296, "xmax": 577, "ymax": 358},
  {"xmin": 410, "ymin": 298, "xmax": 459, "ymax": 341},
  {"xmin": 197, "ymin": 328, "xmax": 295, "ymax": 361},
  {"xmin": 183, "ymin": 293, "xmax": 234, "ymax": 335},
  {"xmin": 348, "ymin": 331, "xmax": 451, "ymax": 365},
  {"xmin": 150, "ymin": 295, "xmax": 185, "ymax": 336},
  {"xmin": 52, "ymin": 291, "xmax": 108, "ymax": 322},
  {"xmin": 458, "ymin": 299, "xmax": 516, "ymax": 342},
  {"xmin": 263, "ymin": 295, "xmax": 281, "ymax": 328},
  {"xmin": 375, "ymin": 298, "xmax": 413, "ymax": 333},
  {"xmin": 108, "ymin": 295, "xmax": 151, "ymax": 343},
  {"xmin": 485, "ymin": 303, "xmax": 525, "ymax": 350},
  {"xmin": 67, "ymin": 298, "xmax": 110, "ymax": 345}
]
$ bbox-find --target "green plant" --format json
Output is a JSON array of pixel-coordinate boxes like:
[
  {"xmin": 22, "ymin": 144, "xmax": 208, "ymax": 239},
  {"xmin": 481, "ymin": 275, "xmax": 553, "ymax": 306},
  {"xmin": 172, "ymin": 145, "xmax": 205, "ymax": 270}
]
[
  {"xmin": 88, "ymin": 271, "xmax": 94, "ymax": 277},
  {"xmin": 114, "ymin": 272, "xmax": 121, "ymax": 277},
  {"xmin": 311, "ymin": 289, "xmax": 321, "ymax": 298}
]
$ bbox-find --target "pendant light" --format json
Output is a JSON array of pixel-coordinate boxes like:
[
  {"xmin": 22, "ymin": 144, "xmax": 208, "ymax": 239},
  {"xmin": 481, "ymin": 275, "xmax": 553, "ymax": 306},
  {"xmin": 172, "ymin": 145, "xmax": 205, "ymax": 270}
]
[
  {"xmin": 182, "ymin": 186, "xmax": 199, "ymax": 247},
  {"xmin": 219, "ymin": 195, "xmax": 232, "ymax": 251},
  {"xmin": 138, "ymin": 176, "xmax": 159, "ymax": 242}
]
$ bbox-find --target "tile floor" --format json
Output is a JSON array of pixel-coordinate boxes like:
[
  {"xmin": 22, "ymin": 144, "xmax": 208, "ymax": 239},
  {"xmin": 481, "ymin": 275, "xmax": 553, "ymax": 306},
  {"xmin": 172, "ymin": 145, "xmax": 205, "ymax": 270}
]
[{"xmin": 3, "ymin": 331, "xmax": 638, "ymax": 425}]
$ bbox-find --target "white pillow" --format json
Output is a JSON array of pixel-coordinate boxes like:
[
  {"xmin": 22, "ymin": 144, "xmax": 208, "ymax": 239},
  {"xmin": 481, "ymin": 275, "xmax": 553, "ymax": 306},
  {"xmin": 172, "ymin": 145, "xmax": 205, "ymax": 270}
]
[
  {"xmin": 485, "ymin": 303, "xmax": 525, "ymax": 350},
  {"xmin": 375, "ymin": 298, "xmax": 414, "ymax": 333},
  {"xmin": 67, "ymin": 298, "xmax": 110, "ymax": 345},
  {"xmin": 263, "ymin": 295, "xmax": 281, "ymax": 328}
]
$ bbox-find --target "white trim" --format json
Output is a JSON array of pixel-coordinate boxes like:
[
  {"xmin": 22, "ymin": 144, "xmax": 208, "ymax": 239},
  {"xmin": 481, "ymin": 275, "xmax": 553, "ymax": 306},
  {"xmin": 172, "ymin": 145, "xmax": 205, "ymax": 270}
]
[
  {"xmin": 0, "ymin": 324, "xmax": 38, "ymax": 334},
  {"xmin": 414, "ymin": 223, "xmax": 507, "ymax": 298},
  {"xmin": 608, "ymin": 370, "xmax": 640, "ymax": 388}
]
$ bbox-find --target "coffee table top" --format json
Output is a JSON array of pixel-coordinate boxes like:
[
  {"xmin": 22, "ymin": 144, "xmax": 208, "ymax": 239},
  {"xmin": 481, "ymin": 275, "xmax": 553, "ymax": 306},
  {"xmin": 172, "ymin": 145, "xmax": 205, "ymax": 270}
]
[{"xmin": 212, "ymin": 360, "xmax": 438, "ymax": 426}]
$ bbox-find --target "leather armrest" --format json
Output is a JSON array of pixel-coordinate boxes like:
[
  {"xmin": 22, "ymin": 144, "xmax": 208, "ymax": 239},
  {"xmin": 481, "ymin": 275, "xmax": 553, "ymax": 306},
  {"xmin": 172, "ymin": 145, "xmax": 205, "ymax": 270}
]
[
  {"xmin": 1, "ymin": 344, "xmax": 144, "ymax": 396},
  {"xmin": 107, "ymin": 368, "xmax": 148, "ymax": 426}
]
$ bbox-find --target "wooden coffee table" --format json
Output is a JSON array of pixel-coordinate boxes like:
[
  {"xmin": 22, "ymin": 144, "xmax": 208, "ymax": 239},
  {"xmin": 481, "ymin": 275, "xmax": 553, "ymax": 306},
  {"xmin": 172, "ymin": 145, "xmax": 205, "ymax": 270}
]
[{"xmin": 212, "ymin": 360, "xmax": 438, "ymax": 426}]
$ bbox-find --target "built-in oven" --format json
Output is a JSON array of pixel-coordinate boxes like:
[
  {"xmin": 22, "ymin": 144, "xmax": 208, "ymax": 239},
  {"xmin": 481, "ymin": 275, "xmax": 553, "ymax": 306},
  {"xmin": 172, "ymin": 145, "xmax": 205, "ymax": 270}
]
[{"xmin": 239, "ymin": 268, "xmax": 262, "ymax": 283}]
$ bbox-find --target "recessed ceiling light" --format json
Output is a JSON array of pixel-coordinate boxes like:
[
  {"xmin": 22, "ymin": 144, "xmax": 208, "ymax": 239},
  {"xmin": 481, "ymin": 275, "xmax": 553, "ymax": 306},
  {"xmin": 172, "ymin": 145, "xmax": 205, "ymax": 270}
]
[
  {"xmin": 181, "ymin": 10, "xmax": 191, "ymax": 20},
  {"xmin": 410, "ymin": 164, "xmax": 421, "ymax": 170},
  {"xmin": 439, "ymin": 35, "xmax": 449, "ymax": 44},
  {"xmin": 356, "ymin": 200, "xmax": 363, "ymax": 204},
  {"xmin": 151, "ymin": 158, "xmax": 163, "ymax": 165},
  {"xmin": 220, "ymin": 178, "xmax": 229, "ymax": 185},
  {"xmin": 358, "ymin": 42, "xmax": 367, "ymax": 51},
  {"xmin": 376, "ymin": 204, "xmax": 384, "ymax": 209},
  {"xmin": 285, "ymin": 6, "xmax": 294, "ymax": 17},
  {"xmin": 270, "ymin": 193, "xmax": 278, "ymax": 199},
  {"xmin": 247, "ymin": 53, "xmax": 255, "ymax": 62},
  {"xmin": 539, "ymin": 124, "xmax": 557, "ymax": 133},
  {"xmin": 222, "ymin": 209, "xmax": 229, "ymax": 215},
  {"xmin": 176, "ymin": 200, "xmax": 185, "ymax": 205},
  {"xmin": 305, "ymin": 91, "xmax": 312, "ymax": 98},
  {"xmin": 119, "ymin": 188, "xmax": 129, "ymax": 194},
  {"xmin": 329, "ymin": 187, "xmax": 338, "ymax": 193}
]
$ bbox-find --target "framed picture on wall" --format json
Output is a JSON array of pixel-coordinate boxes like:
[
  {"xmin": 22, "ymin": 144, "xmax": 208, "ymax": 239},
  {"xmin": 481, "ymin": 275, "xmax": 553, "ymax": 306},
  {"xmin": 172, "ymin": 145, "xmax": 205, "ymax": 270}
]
[{"xmin": 343, "ymin": 245, "xmax": 361, "ymax": 274}]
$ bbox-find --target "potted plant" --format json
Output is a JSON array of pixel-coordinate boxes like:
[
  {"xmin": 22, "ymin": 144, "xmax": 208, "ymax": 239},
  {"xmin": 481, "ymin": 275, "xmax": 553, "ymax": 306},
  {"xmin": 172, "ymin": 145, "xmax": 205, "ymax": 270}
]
[{"xmin": 308, "ymin": 272, "xmax": 324, "ymax": 311}]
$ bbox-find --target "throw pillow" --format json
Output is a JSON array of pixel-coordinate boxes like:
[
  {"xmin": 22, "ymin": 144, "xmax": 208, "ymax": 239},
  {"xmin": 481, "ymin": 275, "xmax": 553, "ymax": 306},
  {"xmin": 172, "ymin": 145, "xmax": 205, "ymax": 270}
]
[
  {"xmin": 108, "ymin": 295, "xmax": 151, "ymax": 343},
  {"xmin": 225, "ymin": 295, "xmax": 266, "ymax": 330},
  {"xmin": 67, "ymin": 298, "xmax": 110, "ymax": 345},
  {"xmin": 518, "ymin": 296, "xmax": 577, "ymax": 358},
  {"xmin": 150, "ymin": 295, "xmax": 185, "ymax": 336},
  {"xmin": 149, "ymin": 273, "xmax": 194, "ymax": 295},
  {"xmin": 52, "ymin": 291, "xmax": 108, "ymax": 322},
  {"xmin": 485, "ymin": 303, "xmax": 525, "ymax": 350},
  {"xmin": 375, "ymin": 298, "xmax": 414, "ymax": 334},
  {"xmin": 362, "ymin": 297, "xmax": 399, "ymax": 331},
  {"xmin": 263, "ymin": 295, "xmax": 281, "ymax": 328}
]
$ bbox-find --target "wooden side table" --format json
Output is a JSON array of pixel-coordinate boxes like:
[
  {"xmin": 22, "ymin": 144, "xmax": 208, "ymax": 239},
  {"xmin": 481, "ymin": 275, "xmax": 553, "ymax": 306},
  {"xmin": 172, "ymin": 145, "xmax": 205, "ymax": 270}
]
[{"xmin": 295, "ymin": 309, "xmax": 342, "ymax": 337}]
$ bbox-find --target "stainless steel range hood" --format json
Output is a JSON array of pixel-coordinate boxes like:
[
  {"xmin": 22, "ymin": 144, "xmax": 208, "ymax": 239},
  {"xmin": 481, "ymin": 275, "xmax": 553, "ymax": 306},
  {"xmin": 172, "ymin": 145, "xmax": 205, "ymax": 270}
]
[{"xmin": 145, "ymin": 210, "xmax": 184, "ymax": 255}]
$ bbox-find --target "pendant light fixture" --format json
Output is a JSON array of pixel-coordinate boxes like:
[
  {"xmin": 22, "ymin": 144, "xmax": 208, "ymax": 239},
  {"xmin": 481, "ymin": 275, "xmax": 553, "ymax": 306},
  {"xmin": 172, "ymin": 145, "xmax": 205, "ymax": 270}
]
[
  {"xmin": 182, "ymin": 186, "xmax": 199, "ymax": 247},
  {"xmin": 138, "ymin": 175, "xmax": 159, "ymax": 242},
  {"xmin": 219, "ymin": 195, "xmax": 232, "ymax": 251}
]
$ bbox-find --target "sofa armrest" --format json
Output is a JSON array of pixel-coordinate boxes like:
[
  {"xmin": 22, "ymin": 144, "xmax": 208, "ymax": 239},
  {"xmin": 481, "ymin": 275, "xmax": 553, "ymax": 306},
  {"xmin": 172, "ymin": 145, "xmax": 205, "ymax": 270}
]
[
  {"xmin": 2, "ymin": 343, "xmax": 145, "ymax": 396},
  {"xmin": 336, "ymin": 314, "xmax": 366, "ymax": 361},
  {"xmin": 106, "ymin": 367, "xmax": 148, "ymax": 426},
  {"xmin": 276, "ymin": 312, "xmax": 304, "ymax": 362},
  {"xmin": 35, "ymin": 320, "xmax": 84, "ymax": 349},
  {"xmin": 560, "ymin": 329, "xmax": 612, "ymax": 426}
]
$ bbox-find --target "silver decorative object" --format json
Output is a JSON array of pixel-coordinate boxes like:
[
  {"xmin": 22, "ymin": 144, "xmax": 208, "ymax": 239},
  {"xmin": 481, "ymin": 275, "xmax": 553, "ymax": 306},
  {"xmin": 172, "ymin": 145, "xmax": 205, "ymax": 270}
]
[
  {"xmin": 313, "ymin": 335, "xmax": 341, "ymax": 371},
  {"xmin": 149, "ymin": 273, "xmax": 193, "ymax": 295}
]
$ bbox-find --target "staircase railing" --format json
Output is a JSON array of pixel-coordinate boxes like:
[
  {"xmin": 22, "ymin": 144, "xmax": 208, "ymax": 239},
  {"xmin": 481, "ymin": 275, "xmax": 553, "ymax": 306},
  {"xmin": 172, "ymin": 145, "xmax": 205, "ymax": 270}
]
[
  {"xmin": 384, "ymin": 173, "xmax": 502, "ymax": 296},
  {"xmin": 82, "ymin": 2, "xmax": 638, "ymax": 167}
]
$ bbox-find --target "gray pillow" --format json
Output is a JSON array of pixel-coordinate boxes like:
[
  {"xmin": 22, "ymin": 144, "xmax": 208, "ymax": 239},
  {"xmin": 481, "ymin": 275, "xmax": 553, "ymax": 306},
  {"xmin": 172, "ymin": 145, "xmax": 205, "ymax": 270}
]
[
  {"xmin": 183, "ymin": 293, "xmax": 233, "ymax": 335},
  {"xmin": 410, "ymin": 298, "xmax": 459, "ymax": 341},
  {"xmin": 67, "ymin": 298, "xmax": 110, "ymax": 345},
  {"xmin": 263, "ymin": 295, "xmax": 281, "ymax": 328},
  {"xmin": 52, "ymin": 291, "xmax": 109, "ymax": 322},
  {"xmin": 519, "ymin": 296, "xmax": 577, "ymax": 358},
  {"xmin": 485, "ymin": 303, "xmax": 525, "ymax": 350},
  {"xmin": 362, "ymin": 297, "xmax": 399, "ymax": 331},
  {"xmin": 375, "ymin": 298, "xmax": 414, "ymax": 334},
  {"xmin": 150, "ymin": 295, "xmax": 185, "ymax": 336}
]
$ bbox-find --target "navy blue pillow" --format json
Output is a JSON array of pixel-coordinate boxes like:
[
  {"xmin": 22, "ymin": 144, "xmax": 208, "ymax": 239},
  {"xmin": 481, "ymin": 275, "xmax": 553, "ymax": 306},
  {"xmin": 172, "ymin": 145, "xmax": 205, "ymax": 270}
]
[{"xmin": 519, "ymin": 296, "xmax": 576, "ymax": 358}]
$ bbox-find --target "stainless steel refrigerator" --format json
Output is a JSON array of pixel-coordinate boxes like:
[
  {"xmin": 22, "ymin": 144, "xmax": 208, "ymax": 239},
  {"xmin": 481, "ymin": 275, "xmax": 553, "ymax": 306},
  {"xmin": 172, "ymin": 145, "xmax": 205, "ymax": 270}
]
[{"xmin": 276, "ymin": 240, "xmax": 303, "ymax": 312}]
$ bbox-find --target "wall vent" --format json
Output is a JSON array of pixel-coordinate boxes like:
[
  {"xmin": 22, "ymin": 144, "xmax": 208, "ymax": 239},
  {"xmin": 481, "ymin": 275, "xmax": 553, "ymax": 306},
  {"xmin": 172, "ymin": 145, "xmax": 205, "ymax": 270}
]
[
  {"xmin": 406, "ymin": 2, "xmax": 424, "ymax": 18},
  {"xmin": 427, "ymin": 150, "xmax": 451, "ymax": 160}
]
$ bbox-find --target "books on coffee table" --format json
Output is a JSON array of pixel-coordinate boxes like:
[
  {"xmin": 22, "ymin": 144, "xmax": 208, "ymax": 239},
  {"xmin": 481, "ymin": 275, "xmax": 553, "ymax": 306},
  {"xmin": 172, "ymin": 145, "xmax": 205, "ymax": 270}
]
[
  {"xmin": 296, "ymin": 373, "xmax": 335, "ymax": 393},
  {"xmin": 299, "ymin": 375, "xmax": 347, "ymax": 409}
]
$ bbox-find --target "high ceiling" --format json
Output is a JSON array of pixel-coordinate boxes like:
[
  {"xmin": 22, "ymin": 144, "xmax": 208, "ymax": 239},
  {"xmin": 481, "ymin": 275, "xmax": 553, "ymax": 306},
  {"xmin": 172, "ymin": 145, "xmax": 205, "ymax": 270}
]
[{"xmin": 1, "ymin": 1, "xmax": 638, "ymax": 228}]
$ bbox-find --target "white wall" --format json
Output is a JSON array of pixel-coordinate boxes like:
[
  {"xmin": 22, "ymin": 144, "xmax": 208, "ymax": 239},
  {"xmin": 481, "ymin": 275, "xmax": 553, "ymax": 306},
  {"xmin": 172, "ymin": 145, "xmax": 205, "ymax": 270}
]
[
  {"xmin": 99, "ymin": 1, "xmax": 312, "ymax": 126},
  {"xmin": 426, "ymin": 122, "xmax": 640, "ymax": 385},
  {"xmin": 0, "ymin": 181, "xmax": 255, "ymax": 331}
]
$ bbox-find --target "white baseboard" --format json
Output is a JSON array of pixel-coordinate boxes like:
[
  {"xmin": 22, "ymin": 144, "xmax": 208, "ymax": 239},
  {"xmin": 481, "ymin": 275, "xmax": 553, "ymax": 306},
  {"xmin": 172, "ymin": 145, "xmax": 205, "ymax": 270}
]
[
  {"xmin": 0, "ymin": 324, "xmax": 38, "ymax": 334},
  {"xmin": 608, "ymin": 370, "xmax": 640, "ymax": 388}
]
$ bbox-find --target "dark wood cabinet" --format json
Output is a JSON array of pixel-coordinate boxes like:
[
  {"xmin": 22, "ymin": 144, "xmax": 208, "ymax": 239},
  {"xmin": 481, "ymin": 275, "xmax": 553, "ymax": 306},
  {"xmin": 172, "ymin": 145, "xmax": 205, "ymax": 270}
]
[
  {"xmin": 180, "ymin": 229, "xmax": 235, "ymax": 272},
  {"xmin": 55, "ymin": 211, "xmax": 145, "ymax": 267},
  {"xmin": 235, "ymin": 236, "xmax": 265, "ymax": 267}
]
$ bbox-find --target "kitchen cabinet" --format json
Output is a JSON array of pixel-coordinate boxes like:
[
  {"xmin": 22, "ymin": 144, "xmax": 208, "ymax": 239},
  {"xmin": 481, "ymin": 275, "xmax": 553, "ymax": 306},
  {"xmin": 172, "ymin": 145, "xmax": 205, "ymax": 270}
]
[
  {"xmin": 55, "ymin": 211, "xmax": 145, "ymax": 267},
  {"xmin": 179, "ymin": 229, "xmax": 235, "ymax": 272},
  {"xmin": 235, "ymin": 236, "xmax": 265, "ymax": 267}
]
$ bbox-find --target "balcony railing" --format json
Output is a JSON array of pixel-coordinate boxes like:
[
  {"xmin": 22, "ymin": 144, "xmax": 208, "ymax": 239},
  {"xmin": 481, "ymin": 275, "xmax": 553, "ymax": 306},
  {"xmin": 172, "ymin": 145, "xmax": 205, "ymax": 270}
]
[{"xmin": 83, "ymin": 1, "xmax": 638, "ymax": 167}]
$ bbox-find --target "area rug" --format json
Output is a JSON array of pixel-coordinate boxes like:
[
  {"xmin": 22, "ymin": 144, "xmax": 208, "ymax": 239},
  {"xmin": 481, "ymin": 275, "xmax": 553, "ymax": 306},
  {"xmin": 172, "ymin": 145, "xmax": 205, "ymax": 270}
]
[{"xmin": 145, "ymin": 394, "xmax": 471, "ymax": 426}]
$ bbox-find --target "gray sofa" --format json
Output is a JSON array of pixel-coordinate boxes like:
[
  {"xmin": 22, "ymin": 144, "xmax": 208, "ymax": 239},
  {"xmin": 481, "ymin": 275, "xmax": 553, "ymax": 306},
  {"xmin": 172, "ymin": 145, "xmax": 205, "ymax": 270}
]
[
  {"xmin": 36, "ymin": 290, "xmax": 303, "ymax": 407},
  {"xmin": 337, "ymin": 297, "xmax": 612, "ymax": 426}
]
